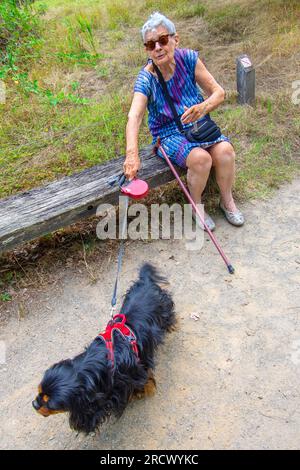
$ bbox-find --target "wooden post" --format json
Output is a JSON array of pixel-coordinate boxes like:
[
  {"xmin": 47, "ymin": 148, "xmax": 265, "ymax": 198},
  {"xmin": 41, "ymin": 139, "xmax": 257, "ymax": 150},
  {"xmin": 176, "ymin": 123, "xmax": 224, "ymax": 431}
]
[{"xmin": 236, "ymin": 54, "xmax": 255, "ymax": 106}]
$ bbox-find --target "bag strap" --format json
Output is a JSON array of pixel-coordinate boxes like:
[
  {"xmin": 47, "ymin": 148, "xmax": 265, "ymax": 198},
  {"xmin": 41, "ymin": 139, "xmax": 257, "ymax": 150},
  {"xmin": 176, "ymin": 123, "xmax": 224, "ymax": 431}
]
[
  {"xmin": 152, "ymin": 61, "xmax": 214, "ymax": 134},
  {"xmin": 152, "ymin": 62, "xmax": 185, "ymax": 134}
]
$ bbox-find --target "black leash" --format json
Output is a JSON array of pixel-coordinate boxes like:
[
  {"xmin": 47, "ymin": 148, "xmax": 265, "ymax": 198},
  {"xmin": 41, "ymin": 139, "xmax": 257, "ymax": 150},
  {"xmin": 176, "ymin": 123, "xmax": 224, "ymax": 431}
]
[{"xmin": 108, "ymin": 173, "xmax": 128, "ymax": 317}]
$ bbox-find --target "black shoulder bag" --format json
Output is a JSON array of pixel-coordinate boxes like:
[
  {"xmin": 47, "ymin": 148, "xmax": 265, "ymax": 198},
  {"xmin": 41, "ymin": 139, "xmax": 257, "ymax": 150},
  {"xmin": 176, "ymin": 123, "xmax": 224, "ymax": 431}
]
[{"xmin": 152, "ymin": 62, "xmax": 221, "ymax": 143}]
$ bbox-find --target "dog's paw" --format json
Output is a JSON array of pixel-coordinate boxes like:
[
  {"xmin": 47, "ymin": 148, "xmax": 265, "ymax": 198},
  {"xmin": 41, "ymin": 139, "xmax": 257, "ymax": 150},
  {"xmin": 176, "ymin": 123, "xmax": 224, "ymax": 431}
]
[
  {"xmin": 134, "ymin": 370, "xmax": 156, "ymax": 399},
  {"xmin": 167, "ymin": 318, "xmax": 179, "ymax": 333}
]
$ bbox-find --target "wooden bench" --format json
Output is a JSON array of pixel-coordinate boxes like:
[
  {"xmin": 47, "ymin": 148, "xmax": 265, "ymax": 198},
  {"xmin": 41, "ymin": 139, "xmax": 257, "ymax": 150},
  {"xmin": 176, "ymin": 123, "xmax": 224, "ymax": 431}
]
[{"xmin": 0, "ymin": 145, "xmax": 184, "ymax": 253}]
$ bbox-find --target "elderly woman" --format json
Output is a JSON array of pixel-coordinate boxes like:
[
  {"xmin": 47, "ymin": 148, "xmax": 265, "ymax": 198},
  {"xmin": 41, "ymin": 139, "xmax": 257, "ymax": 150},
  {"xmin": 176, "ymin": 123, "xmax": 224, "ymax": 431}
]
[{"xmin": 124, "ymin": 12, "xmax": 244, "ymax": 229}]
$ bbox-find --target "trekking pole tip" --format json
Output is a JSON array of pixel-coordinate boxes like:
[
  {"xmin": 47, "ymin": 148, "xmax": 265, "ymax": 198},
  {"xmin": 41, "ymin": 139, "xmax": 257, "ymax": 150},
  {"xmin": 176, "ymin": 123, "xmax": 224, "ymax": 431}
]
[{"xmin": 228, "ymin": 264, "xmax": 235, "ymax": 274}]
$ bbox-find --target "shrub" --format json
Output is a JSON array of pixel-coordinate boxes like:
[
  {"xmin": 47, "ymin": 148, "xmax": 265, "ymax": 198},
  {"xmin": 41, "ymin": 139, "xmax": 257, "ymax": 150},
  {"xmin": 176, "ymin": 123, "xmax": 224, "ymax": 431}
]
[{"xmin": 0, "ymin": 0, "xmax": 43, "ymax": 79}]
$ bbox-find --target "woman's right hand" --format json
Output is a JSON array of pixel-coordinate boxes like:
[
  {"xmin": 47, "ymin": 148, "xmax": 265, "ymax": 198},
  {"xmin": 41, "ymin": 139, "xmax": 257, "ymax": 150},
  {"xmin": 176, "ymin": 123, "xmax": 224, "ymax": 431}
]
[
  {"xmin": 123, "ymin": 155, "xmax": 141, "ymax": 181},
  {"xmin": 125, "ymin": 92, "xmax": 147, "ymax": 180}
]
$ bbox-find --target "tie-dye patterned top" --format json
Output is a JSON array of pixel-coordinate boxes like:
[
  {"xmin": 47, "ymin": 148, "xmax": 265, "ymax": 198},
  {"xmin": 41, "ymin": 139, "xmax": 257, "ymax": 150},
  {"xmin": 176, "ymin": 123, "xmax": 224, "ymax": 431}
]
[{"xmin": 134, "ymin": 48, "xmax": 205, "ymax": 140}]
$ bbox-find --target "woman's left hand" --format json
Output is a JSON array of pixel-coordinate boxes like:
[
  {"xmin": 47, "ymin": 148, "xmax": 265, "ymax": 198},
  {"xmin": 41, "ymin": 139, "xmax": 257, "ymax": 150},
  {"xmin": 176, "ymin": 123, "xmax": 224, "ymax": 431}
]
[{"xmin": 181, "ymin": 104, "xmax": 207, "ymax": 124}]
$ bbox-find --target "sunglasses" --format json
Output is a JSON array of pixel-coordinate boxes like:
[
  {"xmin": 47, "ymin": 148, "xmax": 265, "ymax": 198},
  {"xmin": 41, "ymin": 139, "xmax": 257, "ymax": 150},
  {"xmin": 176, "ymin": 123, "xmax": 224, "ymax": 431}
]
[{"xmin": 144, "ymin": 33, "xmax": 175, "ymax": 51}]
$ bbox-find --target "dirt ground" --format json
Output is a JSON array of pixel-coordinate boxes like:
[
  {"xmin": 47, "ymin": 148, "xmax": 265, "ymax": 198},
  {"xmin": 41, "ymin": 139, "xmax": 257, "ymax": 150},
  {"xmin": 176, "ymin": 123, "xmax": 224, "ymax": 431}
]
[{"xmin": 0, "ymin": 179, "xmax": 300, "ymax": 450}]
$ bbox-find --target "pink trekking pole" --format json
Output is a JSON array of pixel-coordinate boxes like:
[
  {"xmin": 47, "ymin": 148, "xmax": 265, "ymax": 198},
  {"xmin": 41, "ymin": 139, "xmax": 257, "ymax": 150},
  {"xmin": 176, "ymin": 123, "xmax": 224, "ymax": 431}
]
[{"xmin": 155, "ymin": 138, "xmax": 235, "ymax": 274}]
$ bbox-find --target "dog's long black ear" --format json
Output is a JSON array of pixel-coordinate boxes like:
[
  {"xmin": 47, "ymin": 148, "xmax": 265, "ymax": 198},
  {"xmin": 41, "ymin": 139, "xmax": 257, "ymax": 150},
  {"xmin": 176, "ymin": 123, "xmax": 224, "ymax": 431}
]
[
  {"xmin": 40, "ymin": 360, "xmax": 77, "ymax": 412},
  {"xmin": 112, "ymin": 331, "xmax": 148, "ymax": 401},
  {"xmin": 68, "ymin": 341, "xmax": 114, "ymax": 434},
  {"xmin": 69, "ymin": 388, "xmax": 112, "ymax": 434}
]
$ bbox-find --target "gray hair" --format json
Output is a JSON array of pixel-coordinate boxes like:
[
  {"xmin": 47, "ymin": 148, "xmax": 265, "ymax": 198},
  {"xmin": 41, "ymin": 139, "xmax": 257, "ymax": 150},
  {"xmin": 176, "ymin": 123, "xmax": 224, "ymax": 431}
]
[{"xmin": 141, "ymin": 12, "xmax": 176, "ymax": 42}]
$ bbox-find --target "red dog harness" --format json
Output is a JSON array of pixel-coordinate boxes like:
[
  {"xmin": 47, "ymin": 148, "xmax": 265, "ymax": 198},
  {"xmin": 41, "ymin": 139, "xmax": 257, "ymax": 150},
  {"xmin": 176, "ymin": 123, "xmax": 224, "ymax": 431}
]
[{"xmin": 98, "ymin": 314, "xmax": 139, "ymax": 368}]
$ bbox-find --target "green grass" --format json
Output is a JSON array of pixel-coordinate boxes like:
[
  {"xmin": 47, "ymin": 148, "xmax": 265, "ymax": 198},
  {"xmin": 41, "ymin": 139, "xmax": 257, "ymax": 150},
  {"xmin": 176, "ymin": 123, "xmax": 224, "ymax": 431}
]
[
  {"xmin": 0, "ymin": 0, "xmax": 299, "ymax": 202},
  {"xmin": 175, "ymin": 3, "xmax": 206, "ymax": 19},
  {"xmin": 235, "ymin": 139, "xmax": 298, "ymax": 199},
  {"xmin": 34, "ymin": 0, "xmax": 102, "ymax": 9},
  {"xmin": 0, "ymin": 91, "xmax": 150, "ymax": 196},
  {"xmin": 211, "ymin": 90, "xmax": 300, "ymax": 200},
  {"xmin": 0, "ymin": 292, "xmax": 12, "ymax": 302}
]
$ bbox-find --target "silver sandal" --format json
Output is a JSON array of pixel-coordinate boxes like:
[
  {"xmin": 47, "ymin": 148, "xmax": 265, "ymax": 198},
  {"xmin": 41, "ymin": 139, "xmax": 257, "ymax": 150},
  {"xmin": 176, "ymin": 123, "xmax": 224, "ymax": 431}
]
[
  {"xmin": 192, "ymin": 211, "xmax": 216, "ymax": 231},
  {"xmin": 219, "ymin": 201, "xmax": 245, "ymax": 226}
]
